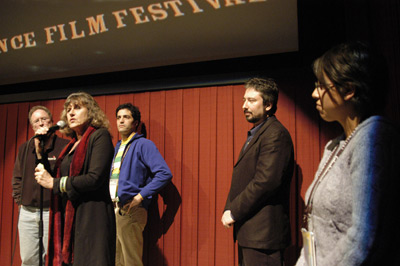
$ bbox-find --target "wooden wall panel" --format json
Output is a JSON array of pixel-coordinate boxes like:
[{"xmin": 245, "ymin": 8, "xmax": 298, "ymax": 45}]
[
  {"xmin": 103, "ymin": 94, "xmax": 120, "ymax": 145},
  {"xmin": 133, "ymin": 92, "xmax": 151, "ymax": 138},
  {"xmin": 162, "ymin": 89, "xmax": 183, "ymax": 266},
  {"xmin": 149, "ymin": 90, "xmax": 167, "ymax": 266},
  {"xmin": 181, "ymin": 88, "xmax": 200, "ymax": 266},
  {"xmin": 214, "ymin": 85, "xmax": 237, "ymax": 266},
  {"xmin": 1, "ymin": 104, "xmax": 19, "ymax": 265},
  {"xmin": 197, "ymin": 86, "xmax": 217, "ymax": 266},
  {"xmin": 0, "ymin": 104, "xmax": 8, "ymax": 264},
  {"xmin": 11, "ymin": 103, "xmax": 30, "ymax": 266}
]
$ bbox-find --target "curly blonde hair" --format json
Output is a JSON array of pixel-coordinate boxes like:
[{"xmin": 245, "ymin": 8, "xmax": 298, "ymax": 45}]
[{"xmin": 60, "ymin": 92, "xmax": 110, "ymax": 137}]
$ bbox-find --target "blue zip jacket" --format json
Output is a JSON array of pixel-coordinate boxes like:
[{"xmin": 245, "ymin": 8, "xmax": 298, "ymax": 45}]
[{"xmin": 112, "ymin": 133, "xmax": 172, "ymax": 209}]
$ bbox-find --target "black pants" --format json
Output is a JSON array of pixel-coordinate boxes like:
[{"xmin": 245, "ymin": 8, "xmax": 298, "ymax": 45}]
[{"xmin": 238, "ymin": 245, "xmax": 284, "ymax": 266}]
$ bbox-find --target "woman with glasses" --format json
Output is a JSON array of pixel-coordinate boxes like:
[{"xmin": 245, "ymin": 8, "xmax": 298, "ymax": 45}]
[{"xmin": 296, "ymin": 42, "xmax": 400, "ymax": 265}]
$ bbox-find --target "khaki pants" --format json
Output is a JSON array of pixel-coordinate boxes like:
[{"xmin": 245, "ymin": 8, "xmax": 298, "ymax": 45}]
[{"xmin": 115, "ymin": 205, "xmax": 148, "ymax": 266}]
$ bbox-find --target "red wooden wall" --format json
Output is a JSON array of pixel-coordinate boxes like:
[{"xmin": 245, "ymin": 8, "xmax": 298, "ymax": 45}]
[{"xmin": 0, "ymin": 83, "xmax": 325, "ymax": 266}]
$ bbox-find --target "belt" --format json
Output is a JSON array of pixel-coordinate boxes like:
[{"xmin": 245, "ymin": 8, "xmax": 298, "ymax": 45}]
[{"xmin": 22, "ymin": 205, "xmax": 50, "ymax": 212}]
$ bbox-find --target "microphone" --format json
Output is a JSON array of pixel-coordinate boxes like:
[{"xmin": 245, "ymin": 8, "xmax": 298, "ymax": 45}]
[
  {"xmin": 47, "ymin": 120, "xmax": 67, "ymax": 134},
  {"xmin": 33, "ymin": 120, "xmax": 67, "ymax": 139}
]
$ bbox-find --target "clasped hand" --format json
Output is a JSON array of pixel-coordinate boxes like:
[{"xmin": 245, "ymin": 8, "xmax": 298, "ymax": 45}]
[
  {"xmin": 34, "ymin": 127, "xmax": 54, "ymax": 159},
  {"xmin": 34, "ymin": 163, "xmax": 54, "ymax": 189},
  {"xmin": 221, "ymin": 210, "xmax": 235, "ymax": 228}
]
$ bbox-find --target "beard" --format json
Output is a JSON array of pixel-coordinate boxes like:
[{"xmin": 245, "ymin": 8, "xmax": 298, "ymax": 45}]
[
  {"xmin": 246, "ymin": 116, "xmax": 258, "ymax": 123},
  {"xmin": 245, "ymin": 114, "xmax": 264, "ymax": 124}
]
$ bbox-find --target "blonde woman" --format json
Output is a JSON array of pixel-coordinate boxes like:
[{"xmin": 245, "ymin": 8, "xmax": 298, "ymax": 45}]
[{"xmin": 35, "ymin": 92, "xmax": 116, "ymax": 266}]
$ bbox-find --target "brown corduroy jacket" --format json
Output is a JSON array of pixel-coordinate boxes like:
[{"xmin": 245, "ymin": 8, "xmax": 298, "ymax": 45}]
[{"xmin": 224, "ymin": 116, "xmax": 294, "ymax": 250}]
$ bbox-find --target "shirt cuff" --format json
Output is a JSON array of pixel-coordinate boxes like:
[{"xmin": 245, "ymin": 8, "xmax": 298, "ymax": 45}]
[{"xmin": 137, "ymin": 193, "xmax": 144, "ymax": 201}]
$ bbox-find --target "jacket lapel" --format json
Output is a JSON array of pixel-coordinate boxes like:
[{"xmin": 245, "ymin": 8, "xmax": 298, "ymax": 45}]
[{"xmin": 235, "ymin": 116, "xmax": 276, "ymax": 166}]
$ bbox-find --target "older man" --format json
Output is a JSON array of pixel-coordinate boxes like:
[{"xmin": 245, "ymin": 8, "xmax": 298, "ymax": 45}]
[{"xmin": 12, "ymin": 105, "xmax": 68, "ymax": 265}]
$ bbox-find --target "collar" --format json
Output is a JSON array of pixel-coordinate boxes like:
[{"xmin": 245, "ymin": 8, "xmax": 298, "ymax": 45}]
[
  {"xmin": 121, "ymin": 132, "xmax": 136, "ymax": 145},
  {"xmin": 248, "ymin": 117, "xmax": 268, "ymax": 137}
]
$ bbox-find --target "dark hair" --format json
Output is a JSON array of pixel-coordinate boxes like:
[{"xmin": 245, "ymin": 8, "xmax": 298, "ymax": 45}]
[
  {"xmin": 116, "ymin": 103, "xmax": 141, "ymax": 123},
  {"xmin": 313, "ymin": 41, "xmax": 388, "ymax": 118},
  {"xmin": 116, "ymin": 103, "xmax": 147, "ymax": 137},
  {"xmin": 245, "ymin": 77, "xmax": 279, "ymax": 115},
  {"xmin": 28, "ymin": 105, "xmax": 53, "ymax": 124}
]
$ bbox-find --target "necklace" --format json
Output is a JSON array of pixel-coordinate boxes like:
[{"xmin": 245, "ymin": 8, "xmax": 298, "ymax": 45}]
[{"xmin": 303, "ymin": 124, "xmax": 360, "ymax": 230}]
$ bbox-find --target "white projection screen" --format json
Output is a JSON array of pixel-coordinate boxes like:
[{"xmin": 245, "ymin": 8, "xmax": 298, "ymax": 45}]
[{"xmin": 0, "ymin": 0, "xmax": 298, "ymax": 85}]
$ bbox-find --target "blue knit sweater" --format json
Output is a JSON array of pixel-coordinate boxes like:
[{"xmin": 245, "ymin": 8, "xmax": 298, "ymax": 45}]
[{"xmin": 112, "ymin": 133, "xmax": 172, "ymax": 209}]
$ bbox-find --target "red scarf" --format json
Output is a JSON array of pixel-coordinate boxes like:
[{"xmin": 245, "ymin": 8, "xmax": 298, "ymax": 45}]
[{"xmin": 46, "ymin": 126, "xmax": 96, "ymax": 266}]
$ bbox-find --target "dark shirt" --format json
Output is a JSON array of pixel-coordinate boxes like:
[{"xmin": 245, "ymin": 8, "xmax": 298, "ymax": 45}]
[
  {"xmin": 12, "ymin": 135, "xmax": 68, "ymax": 208},
  {"xmin": 243, "ymin": 118, "xmax": 268, "ymax": 151}
]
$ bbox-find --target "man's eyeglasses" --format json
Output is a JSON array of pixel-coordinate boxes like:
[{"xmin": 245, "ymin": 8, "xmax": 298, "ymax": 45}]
[{"xmin": 32, "ymin": 117, "xmax": 50, "ymax": 124}]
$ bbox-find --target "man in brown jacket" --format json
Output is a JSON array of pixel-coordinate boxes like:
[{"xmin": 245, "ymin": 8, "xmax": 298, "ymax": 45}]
[
  {"xmin": 222, "ymin": 78, "xmax": 294, "ymax": 265},
  {"xmin": 12, "ymin": 106, "xmax": 68, "ymax": 265}
]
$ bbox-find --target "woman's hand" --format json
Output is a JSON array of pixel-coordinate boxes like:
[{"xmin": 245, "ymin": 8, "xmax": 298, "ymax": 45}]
[{"xmin": 35, "ymin": 163, "xmax": 54, "ymax": 189}]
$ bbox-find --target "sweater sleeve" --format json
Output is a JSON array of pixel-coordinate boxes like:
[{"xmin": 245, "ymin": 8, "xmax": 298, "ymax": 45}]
[
  {"xmin": 321, "ymin": 121, "xmax": 397, "ymax": 265},
  {"xmin": 137, "ymin": 140, "xmax": 172, "ymax": 199},
  {"xmin": 12, "ymin": 143, "xmax": 26, "ymax": 205}
]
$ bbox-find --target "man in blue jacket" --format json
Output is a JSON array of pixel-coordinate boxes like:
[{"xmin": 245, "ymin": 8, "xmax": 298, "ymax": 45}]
[{"xmin": 110, "ymin": 103, "xmax": 173, "ymax": 266}]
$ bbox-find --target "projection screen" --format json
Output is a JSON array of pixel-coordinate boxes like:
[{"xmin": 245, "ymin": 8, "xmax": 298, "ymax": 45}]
[{"xmin": 0, "ymin": 0, "xmax": 298, "ymax": 85}]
